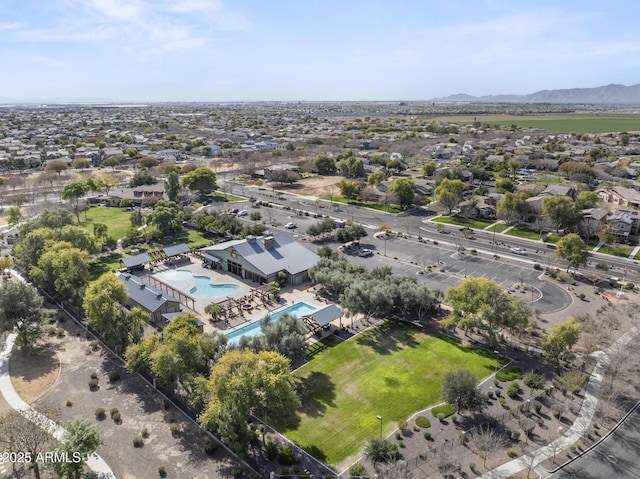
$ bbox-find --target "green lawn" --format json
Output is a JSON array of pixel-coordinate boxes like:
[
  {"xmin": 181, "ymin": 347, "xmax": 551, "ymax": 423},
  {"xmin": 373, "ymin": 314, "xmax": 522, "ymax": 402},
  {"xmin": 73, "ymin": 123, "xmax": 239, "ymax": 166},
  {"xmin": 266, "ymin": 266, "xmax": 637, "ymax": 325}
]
[
  {"xmin": 88, "ymin": 252, "xmax": 124, "ymax": 281},
  {"xmin": 530, "ymin": 174, "xmax": 564, "ymax": 185},
  {"xmin": 320, "ymin": 196, "xmax": 405, "ymax": 214},
  {"xmin": 487, "ymin": 223, "xmax": 510, "ymax": 233},
  {"xmin": 80, "ymin": 206, "xmax": 132, "ymax": 239},
  {"xmin": 208, "ymin": 191, "xmax": 245, "ymax": 202},
  {"xmin": 506, "ymin": 226, "xmax": 546, "ymax": 241},
  {"xmin": 279, "ymin": 321, "xmax": 497, "ymax": 467},
  {"xmin": 597, "ymin": 244, "xmax": 634, "ymax": 258},
  {"xmin": 431, "ymin": 215, "xmax": 494, "ymax": 230}
]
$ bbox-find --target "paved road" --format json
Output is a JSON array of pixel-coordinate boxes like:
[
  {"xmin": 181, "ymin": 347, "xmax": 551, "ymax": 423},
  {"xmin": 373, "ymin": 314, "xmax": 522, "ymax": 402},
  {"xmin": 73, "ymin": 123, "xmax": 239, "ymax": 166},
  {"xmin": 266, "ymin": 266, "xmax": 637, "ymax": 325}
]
[{"xmin": 549, "ymin": 405, "xmax": 640, "ymax": 479}]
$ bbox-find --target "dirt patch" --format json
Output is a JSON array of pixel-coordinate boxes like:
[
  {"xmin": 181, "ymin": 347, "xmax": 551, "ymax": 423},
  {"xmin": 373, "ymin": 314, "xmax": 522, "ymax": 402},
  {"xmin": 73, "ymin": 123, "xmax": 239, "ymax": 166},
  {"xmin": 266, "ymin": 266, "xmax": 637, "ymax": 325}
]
[
  {"xmin": 0, "ymin": 345, "xmax": 60, "ymax": 416},
  {"xmin": 279, "ymin": 175, "xmax": 345, "ymax": 198}
]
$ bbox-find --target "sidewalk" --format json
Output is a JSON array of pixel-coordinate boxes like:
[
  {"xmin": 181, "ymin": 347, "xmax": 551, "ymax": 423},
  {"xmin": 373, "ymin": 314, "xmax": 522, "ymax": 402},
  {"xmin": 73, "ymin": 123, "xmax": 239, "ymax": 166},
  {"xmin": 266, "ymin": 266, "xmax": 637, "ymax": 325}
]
[
  {"xmin": 479, "ymin": 325, "xmax": 639, "ymax": 479},
  {"xmin": 0, "ymin": 333, "xmax": 116, "ymax": 479}
]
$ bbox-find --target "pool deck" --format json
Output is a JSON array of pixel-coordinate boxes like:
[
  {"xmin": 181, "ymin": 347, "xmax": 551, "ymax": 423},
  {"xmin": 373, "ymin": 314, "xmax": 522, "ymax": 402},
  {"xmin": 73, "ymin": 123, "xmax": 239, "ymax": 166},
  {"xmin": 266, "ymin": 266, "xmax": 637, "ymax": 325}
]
[{"xmin": 135, "ymin": 256, "xmax": 333, "ymax": 337}]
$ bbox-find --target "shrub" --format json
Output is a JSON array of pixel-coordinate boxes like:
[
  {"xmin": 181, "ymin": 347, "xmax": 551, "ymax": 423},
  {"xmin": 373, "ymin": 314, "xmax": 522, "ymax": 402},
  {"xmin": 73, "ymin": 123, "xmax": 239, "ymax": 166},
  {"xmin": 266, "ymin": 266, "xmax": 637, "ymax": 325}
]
[
  {"xmin": 170, "ymin": 423, "xmax": 181, "ymax": 436},
  {"xmin": 507, "ymin": 382, "xmax": 521, "ymax": 398},
  {"xmin": 88, "ymin": 378, "xmax": 99, "ymax": 390},
  {"xmin": 551, "ymin": 403, "xmax": 564, "ymax": 419},
  {"xmin": 533, "ymin": 401, "xmax": 543, "ymax": 414},
  {"xmin": 132, "ymin": 436, "xmax": 143, "ymax": 448},
  {"xmin": 158, "ymin": 466, "xmax": 167, "ymax": 478},
  {"xmin": 164, "ymin": 412, "xmax": 175, "ymax": 423},
  {"xmin": 436, "ymin": 412, "xmax": 445, "ymax": 421},
  {"xmin": 278, "ymin": 446, "xmax": 297, "ymax": 466},
  {"xmin": 264, "ymin": 440, "xmax": 279, "ymax": 460},
  {"xmin": 112, "ymin": 412, "xmax": 121, "ymax": 424},
  {"xmin": 395, "ymin": 431, "xmax": 402, "ymax": 440},
  {"xmin": 204, "ymin": 439, "xmax": 218, "ymax": 454},
  {"xmin": 499, "ymin": 397, "xmax": 507, "ymax": 406},
  {"xmin": 496, "ymin": 367, "xmax": 522, "ymax": 382},
  {"xmin": 109, "ymin": 371, "xmax": 121, "ymax": 382},
  {"xmin": 66, "ymin": 400, "xmax": 73, "ymax": 407},
  {"xmin": 90, "ymin": 372, "xmax": 99, "ymax": 380},
  {"xmin": 523, "ymin": 371, "xmax": 546, "ymax": 389},
  {"xmin": 431, "ymin": 404, "xmax": 456, "ymax": 419},
  {"xmin": 280, "ymin": 467, "xmax": 290, "ymax": 476},
  {"xmin": 423, "ymin": 431, "xmax": 432, "ymax": 440},
  {"xmin": 110, "ymin": 407, "xmax": 119, "ymax": 417},
  {"xmin": 95, "ymin": 408, "xmax": 106, "ymax": 420},
  {"xmin": 349, "ymin": 463, "xmax": 367, "ymax": 478},
  {"xmin": 506, "ymin": 448, "xmax": 518, "ymax": 458},
  {"xmin": 415, "ymin": 416, "xmax": 431, "ymax": 428},
  {"xmin": 141, "ymin": 427, "xmax": 149, "ymax": 438},
  {"xmin": 397, "ymin": 419, "xmax": 408, "ymax": 432},
  {"xmin": 533, "ymin": 263, "xmax": 542, "ymax": 270}
]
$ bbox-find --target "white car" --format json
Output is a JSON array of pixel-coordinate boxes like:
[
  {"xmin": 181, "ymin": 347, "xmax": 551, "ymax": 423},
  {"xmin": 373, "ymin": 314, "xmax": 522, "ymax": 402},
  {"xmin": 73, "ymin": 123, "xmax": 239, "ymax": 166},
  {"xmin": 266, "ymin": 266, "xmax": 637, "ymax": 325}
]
[
  {"xmin": 359, "ymin": 248, "xmax": 374, "ymax": 257},
  {"xmin": 284, "ymin": 222, "xmax": 297, "ymax": 229},
  {"xmin": 510, "ymin": 247, "xmax": 527, "ymax": 256},
  {"xmin": 237, "ymin": 210, "xmax": 248, "ymax": 217}
]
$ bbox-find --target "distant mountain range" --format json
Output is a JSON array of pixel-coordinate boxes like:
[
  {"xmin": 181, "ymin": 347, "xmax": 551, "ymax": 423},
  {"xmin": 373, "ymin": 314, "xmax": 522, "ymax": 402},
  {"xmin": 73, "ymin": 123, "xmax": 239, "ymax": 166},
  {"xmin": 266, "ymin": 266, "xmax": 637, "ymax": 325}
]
[{"xmin": 431, "ymin": 83, "xmax": 640, "ymax": 104}]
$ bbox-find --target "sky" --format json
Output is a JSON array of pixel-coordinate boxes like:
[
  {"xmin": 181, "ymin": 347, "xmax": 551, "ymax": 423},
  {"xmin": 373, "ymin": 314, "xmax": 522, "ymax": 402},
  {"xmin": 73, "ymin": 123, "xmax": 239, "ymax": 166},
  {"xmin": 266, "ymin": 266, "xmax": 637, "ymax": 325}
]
[{"xmin": 1, "ymin": 0, "xmax": 640, "ymax": 103}]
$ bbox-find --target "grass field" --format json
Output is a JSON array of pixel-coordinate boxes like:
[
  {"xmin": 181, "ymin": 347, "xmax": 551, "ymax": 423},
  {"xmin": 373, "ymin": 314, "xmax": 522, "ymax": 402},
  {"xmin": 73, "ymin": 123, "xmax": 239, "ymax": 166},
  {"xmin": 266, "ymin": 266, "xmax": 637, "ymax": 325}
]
[
  {"xmin": 431, "ymin": 215, "xmax": 494, "ymax": 230},
  {"xmin": 208, "ymin": 191, "xmax": 245, "ymax": 202},
  {"xmin": 597, "ymin": 244, "xmax": 634, "ymax": 258},
  {"xmin": 487, "ymin": 223, "xmax": 510, "ymax": 233},
  {"xmin": 280, "ymin": 321, "xmax": 497, "ymax": 467},
  {"xmin": 320, "ymin": 196, "xmax": 405, "ymax": 214},
  {"xmin": 430, "ymin": 114, "xmax": 640, "ymax": 134},
  {"xmin": 80, "ymin": 206, "xmax": 132, "ymax": 239}
]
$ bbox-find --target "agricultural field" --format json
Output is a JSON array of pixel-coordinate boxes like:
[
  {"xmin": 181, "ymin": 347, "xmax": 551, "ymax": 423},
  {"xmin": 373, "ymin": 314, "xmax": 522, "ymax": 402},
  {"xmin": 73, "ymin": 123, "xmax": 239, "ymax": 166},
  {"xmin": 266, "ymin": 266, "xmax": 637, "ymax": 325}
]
[
  {"xmin": 431, "ymin": 113, "xmax": 640, "ymax": 133},
  {"xmin": 279, "ymin": 321, "xmax": 498, "ymax": 467}
]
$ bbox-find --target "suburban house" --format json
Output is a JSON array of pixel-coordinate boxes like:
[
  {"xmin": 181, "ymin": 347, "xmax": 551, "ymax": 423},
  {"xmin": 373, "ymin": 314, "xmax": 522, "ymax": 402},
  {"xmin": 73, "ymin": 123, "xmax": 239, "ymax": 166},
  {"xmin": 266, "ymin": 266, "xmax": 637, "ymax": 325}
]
[
  {"xmin": 580, "ymin": 207, "xmax": 610, "ymax": 238},
  {"xmin": 597, "ymin": 187, "xmax": 640, "ymax": 209},
  {"xmin": 607, "ymin": 209, "xmax": 640, "ymax": 240},
  {"xmin": 116, "ymin": 273, "xmax": 181, "ymax": 324},
  {"xmin": 200, "ymin": 232, "xmax": 319, "ymax": 286}
]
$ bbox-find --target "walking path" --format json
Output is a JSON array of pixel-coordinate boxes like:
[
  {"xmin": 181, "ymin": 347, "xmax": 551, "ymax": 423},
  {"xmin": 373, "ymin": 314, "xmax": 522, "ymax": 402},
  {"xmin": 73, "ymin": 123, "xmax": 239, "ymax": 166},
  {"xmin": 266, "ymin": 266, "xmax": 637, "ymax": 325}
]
[
  {"xmin": 0, "ymin": 333, "xmax": 116, "ymax": 479},
  {"xmin": 479, "ymin": 325, "xmax": 639, "ymax": 479}
]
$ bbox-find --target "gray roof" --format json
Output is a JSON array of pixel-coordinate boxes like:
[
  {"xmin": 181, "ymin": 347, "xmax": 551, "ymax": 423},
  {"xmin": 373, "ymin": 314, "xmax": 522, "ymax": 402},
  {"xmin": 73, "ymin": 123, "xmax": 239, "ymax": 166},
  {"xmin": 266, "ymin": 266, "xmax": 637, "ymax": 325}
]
[
  {"xmin": 161, "ymin": 312, "xmax": 204, "ymax": 327},
  {"xmin": 163, "ymin": 243, "xmax": 190, "ymax": 257},
  {"xmin": 117, "ymin": 273, "xmax": 179, "ymax": 313},
  {"xmin": 308, "ymin": 303, "xmax": 342, "ymax": 327},
  {"xmin": 201, "ymin": 232, "xmax": 319, "ymax": 276},
  {"xmin": 122, "ymin": 253, "xmax": 152, "ymax": 268}
]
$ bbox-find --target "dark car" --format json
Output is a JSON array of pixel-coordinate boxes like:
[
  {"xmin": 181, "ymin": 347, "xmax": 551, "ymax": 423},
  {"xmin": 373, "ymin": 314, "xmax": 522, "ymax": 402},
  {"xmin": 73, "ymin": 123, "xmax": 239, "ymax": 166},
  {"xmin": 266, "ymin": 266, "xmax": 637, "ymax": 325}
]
[{"xmin": 459, "ymin": 226, "xmax": 473, "ymax": 233}]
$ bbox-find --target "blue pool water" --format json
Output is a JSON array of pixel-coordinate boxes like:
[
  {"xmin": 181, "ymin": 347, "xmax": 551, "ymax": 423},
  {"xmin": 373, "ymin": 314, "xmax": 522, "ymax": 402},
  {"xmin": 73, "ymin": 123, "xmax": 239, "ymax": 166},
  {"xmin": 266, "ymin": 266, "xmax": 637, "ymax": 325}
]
[
  {"xmin": 158, "ymin": 269, "xmax": 242, "ymax": 299},
  {"xmin": 226, "ymin": 301, "xmax": 317, "ymax": 344}
]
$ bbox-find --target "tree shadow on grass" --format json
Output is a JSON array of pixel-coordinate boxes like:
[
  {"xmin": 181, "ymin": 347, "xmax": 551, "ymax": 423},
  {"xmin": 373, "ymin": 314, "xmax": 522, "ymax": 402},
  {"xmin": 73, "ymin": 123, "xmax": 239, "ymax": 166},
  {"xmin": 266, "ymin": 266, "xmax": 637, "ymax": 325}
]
[
  {"xmin": 355, "ymin": 321, "xmax": 420, "ymax": 355},
  {"xmin": 293, "ymin": 371, "xmax": 337, "ymax": 419}
]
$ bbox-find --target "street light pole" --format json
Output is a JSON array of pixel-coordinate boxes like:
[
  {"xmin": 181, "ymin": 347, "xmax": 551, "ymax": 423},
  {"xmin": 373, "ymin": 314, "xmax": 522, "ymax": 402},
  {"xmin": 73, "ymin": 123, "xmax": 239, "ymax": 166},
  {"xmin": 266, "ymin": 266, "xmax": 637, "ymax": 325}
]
[
  {"xmin": 376, "ymin": 415, "xmax": 382, "ymax": 439},
  {"xmin": 494, "ymin": 350, "xmax": 499, "ymax": 374}
]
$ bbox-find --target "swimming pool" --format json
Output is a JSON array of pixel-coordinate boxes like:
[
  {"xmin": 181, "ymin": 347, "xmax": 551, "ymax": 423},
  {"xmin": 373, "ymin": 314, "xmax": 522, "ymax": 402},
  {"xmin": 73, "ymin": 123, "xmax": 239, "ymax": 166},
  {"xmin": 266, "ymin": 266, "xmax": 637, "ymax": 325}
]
[
  {"xmin": 226, "ymin": 301, "xmax": 317, "ymax": 344},
  {"xmin": 157, "ymin": 269, "xmax": 242, "ymax": 299}
]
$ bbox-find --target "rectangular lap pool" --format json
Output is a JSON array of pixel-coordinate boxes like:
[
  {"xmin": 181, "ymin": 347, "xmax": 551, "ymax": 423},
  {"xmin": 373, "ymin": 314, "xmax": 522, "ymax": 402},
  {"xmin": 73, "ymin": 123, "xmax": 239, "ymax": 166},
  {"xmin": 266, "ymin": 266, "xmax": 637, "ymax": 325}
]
[{"xmin": 226, "ymin": 301, "xmax": 317, "ymax": 344}]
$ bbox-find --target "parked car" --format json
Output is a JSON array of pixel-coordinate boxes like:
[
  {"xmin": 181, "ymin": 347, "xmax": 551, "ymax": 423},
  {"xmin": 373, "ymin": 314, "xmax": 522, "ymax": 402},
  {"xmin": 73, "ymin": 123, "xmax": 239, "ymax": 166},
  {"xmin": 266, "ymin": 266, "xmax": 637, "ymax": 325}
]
[
  {"xmin": 459, "ymin": 226, "xmax": 473, "ymax": 233},
  {"xmin": 284, "ymin": 222, "xmax": 297, "ymax": 229},
  {"xmin": 237, "ymin": 210, "xmax": 248, "ymax": 217},
  {"xmin": 359, "ymin": 248, "xmax": 374, "ymax": 257},
  {"xmin": 229, "ymin": 208, "xmax": 239, "ymax": 214},
  {"xmin": 510, "ymin": 247, "xmax": 527, "ymax": 256}
]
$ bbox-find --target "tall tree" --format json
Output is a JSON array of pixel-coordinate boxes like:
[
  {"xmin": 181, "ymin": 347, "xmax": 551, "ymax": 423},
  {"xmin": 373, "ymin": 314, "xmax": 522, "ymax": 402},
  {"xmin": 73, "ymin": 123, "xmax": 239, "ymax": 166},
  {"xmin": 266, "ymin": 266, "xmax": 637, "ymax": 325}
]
[
  {"xmin": 84, "ymin": 273, "xmax": 146, "ymax": 354},
  {"xmin": 0, "ymin": 407, "xmax": 58, "ymax": 479},
  {"xmin": 182, "ymin": 167, "xmax": 217, "ymax": 195},
  {"xmin": 7, "ymin": 205, "xmax": 21, "ymax": 227},
  {"xmin": 434, "ymin": 178, "xmax": 464, "ymax": 214},
  {"xmin": 555, "ymin": 233, "xmax": 588, "ymax": 272},
  {"xmin": 125, "ymin": 313, "xmax": 222, "ymax": 392},
  {"xmin": 0, "ymin": 281, "xmax": 49, "ymax": 350},
  {"xmin": 441, "ymin": 369, "xmax": 486, "ymax": 414},
  {"xmin": 388, "ymin": 178, "xmax": 417, "ymax": 205},
  {"xmin": 199, "ymin": 350, "xmax": 299, "ymax": 457},
  {"xmin": 542, "ymin": 196, "xmax": 579, "ymax": 232},
  {"xmin": 30, "ymin": 241, "xmax": 89, "ymax": 305},
  {"xmin": 164, "ymin": 171, "xmax": 181, "ymax": 202},
  {"xmin": 443, "ymin": 277, "xmax": 530, "ymax": 344},
  {"xmin": 61, "ymin": 181, "xmax": 90, "ymax": 222},
  {"xmin": 147, "ymin": 200, "xmax": 184, "ymax": 235},
  {"xmin": 258, "ymin": 312, "xmax": 307, "ymax": 363},
  {"xmin": 542, "ymin": 318, "xmax": 580, "ymax": 370},
  {"xmin": 52, "ymin": 417, "xmax": 102, "ymax": 479},
  {"xmin": 496, "ymin": 192, "xmax": 528, "ymax": 225}
]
